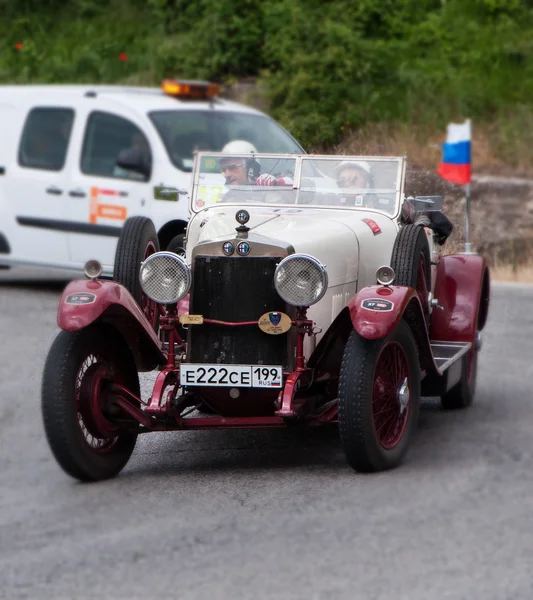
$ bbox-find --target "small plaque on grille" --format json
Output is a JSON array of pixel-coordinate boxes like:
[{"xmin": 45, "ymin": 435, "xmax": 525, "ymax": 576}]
[
  {"xmin": 179, "ymin": 314, "xmax": 204, "ymax": 325},
  {"xmin": 258, "ymin": 312, "xmax": 292, "ymax": 335}
]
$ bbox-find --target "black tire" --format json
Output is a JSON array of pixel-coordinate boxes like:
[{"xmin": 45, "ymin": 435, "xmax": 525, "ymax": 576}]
[
  {"xmin": 114, "ymin": 216, "xmax": 160, "ymax": 327},
  {"xmin": 41, "ymin": 324, "xmax": 140, "ymax": 482},
  {"xmin": 390, "ymin": 224, "xmax": 431, "ymax": 321},
  {"xmin": 338, "ymin": 320, "xmax": 421, "ymax": 473},
  {"xmin": 441, "ymin": 349, "xmax": 478, "ymax": 410},
  {"xmin": 167, "ymin": 233, "xmax": 186, "ymax": 258}
]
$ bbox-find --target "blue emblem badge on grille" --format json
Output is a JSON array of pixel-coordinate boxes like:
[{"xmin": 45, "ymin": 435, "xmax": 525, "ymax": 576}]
[
  {"xmin": 223, "ymin": 241, "xmax": 234, "ymax": 256},
  {"xmin": 269, "ymin": 312, "xmax": 281, "ymax": 326},
  {"xmin": 237, "ymin": 241, "xmax": 250, "ymax": 256}
]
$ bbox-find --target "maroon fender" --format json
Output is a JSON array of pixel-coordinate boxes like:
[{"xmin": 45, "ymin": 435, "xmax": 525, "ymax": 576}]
[
  {"xmin": 348, "ymin": 284, "xmax": 422, "ymax": 340},
  {"xmin": 430, "ymin": 254, "xmax": 490, "ymax": 342},
  {"xmin": 58, "ymin": 279, "xmax": 165, "ymax": 371},
  {"xmin": 309, "ymin": 284, "xmax": 436, "ymax": 378}
]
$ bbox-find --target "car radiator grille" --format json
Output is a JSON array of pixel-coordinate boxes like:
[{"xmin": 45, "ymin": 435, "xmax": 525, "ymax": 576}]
[{"xmin": 188, "ymin": 256, "xmax": 289, "ymax": 367}]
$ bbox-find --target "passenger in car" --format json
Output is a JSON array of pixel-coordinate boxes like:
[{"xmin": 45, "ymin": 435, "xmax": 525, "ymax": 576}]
[
  {"xmin": 334, "ymin": 160, "xmax": 385, "ymax": 208},
  {"xmin": 335, "ymin": 160, "xmax": 374, "ymax": 190}
]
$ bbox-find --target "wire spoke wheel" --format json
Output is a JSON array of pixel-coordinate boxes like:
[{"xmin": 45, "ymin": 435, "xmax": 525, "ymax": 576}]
[
  {"xmin": 372, "ymin": 342, "xmax": 410, "ymax": 449},
  {"xmin": 338, "ymin": 320, "xmax": 421, "ymax": 473},
  {"xmin": 75, "ymin": 354, "xmax": 119, "ymax": 453},
  {"xmin": 41, "ymin": 324, "xmax": 140, "ymax": 482}
]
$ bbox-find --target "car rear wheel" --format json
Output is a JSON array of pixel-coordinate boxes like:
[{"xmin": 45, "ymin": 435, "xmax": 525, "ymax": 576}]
[
  {"xmin": 41, "ymin": 324, "xmax": 140, "ymax": 482},
  {"xmin": 114, "ymin": 216, "xmax": 160, "ymax": 330},
  {"xmin": 441, "ymin": 344, "xmax": 478, "ymax": 410},
  {"xmin": 390, "ymin": 224, "xmax": 431, "ymax": 323},
  {"xmin": 338, "ymin": 320, "xmax": 421, "ymax": 472}
]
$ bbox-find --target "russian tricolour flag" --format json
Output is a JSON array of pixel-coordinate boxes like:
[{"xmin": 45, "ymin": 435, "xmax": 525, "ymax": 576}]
[{"xmin": 437, "ymin": 119, "xmax": 471, "ymax": 185}]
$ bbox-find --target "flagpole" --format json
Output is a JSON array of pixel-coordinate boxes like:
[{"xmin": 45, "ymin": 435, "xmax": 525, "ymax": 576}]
[{"xmin": 464, "ymin": 182, "xmax": 472, "ymax": 253}]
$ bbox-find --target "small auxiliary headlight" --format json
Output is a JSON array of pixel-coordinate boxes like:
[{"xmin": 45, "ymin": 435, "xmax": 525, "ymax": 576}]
[
  {"xmin": 84, "ymin": 259, "xmax": 103, "ymax": 280},
  {"xmin": 376, "ymin": 265, "xmax": 395, "ymax": 286},
  {"xmin": 139, "ymin": 251, "xmax": 191, "ymax": 304},
  {"xmin": 274, "ymin": 254, "xmax": 328, "ymax": 307}
]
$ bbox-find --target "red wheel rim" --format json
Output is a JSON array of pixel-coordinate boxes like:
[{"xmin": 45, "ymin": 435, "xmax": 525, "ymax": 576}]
[
  {"xmin": 76, "ymin": 354, "xmax": 119, "ymax": 454},
  {"xmin": 141, "ymin": 241, "xmax": 158, "ymax": 329},
  {"xmin": 372, "ymin": 341, "xmax": 411, "ymax": 450},
  {"xmin": 416, "ymin": 253, "xmax": 429, "ymax": 314}
]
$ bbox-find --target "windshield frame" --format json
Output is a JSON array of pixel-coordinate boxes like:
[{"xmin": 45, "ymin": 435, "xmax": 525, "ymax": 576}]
[{"xmin": 190, "ymin": 152, "xmax": 407, "ymax": 219}]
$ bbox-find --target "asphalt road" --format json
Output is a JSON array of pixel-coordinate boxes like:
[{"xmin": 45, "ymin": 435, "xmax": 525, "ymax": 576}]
[{"xmin": 1, "ymin": 269, "xmax": 533, "ymax": 600}]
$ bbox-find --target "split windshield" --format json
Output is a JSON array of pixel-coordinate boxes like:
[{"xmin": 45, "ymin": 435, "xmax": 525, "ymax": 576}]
[
  {"xmin": 191, "ymin": 153, "xmax": 404, "ymax": 215},
  {"xmin": 149, "ymin": 110, "xmax": 303, "ymax": 172}
]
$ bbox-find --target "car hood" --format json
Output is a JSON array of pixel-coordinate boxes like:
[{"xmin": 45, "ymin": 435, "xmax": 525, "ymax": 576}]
[{"xmin": 187, "ymin": 205, "xmax": 398, "ymax": 288}]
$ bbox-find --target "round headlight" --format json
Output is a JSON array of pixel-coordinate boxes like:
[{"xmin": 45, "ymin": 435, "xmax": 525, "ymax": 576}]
[
  {"xmin": 139, "ymin": 251, "xmax": 191, "ymax": 304},
  {"xmin": 274, "ymin": 254, "xmax": 328, "ymax": 307}
]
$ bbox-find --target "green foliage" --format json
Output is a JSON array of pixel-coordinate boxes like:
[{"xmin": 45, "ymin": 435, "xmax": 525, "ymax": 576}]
[{"xmin": 1, "ymin": 0, "xmax": 533, "ymax": 149}]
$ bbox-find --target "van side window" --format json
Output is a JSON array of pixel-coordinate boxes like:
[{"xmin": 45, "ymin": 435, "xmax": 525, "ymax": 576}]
[
  {"xmin": 81, "ymin": 112, "xmax": 151, "ymax": 181},
  {"xmin": 18, "ymin": 108, "xmax": 74, "ymax": 171}
]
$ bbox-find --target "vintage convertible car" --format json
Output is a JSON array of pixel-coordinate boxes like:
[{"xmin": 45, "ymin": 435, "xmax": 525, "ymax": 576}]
[{"xmin": 41, "ymin": 152, "xmax": 490, "ymax": 481}]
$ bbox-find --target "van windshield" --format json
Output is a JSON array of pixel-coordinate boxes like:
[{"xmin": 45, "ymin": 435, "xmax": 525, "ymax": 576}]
[{"xmin": 149, "ymin": 110, "xmax": 303, "ymax": 172}]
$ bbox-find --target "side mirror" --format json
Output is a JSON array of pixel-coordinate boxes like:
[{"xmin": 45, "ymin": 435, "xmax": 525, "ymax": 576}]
[
  {"xmin": 413, "ymin": 195, "xmax": 444, "ymax": 211},
  {"xmin": 116, "ymin": 148, "xmax": 150, "ymax": 178}
]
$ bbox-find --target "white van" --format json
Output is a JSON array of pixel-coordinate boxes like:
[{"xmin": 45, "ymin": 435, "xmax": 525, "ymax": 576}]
[{"xmin": 0, "ymin": 80, "xmax": 303, "ymax": 274}]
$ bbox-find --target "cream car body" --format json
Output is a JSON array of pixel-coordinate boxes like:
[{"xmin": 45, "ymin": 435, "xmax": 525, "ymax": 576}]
[
  {"xmin": 186, "ymin": 204, "xmax": 399, "ymax": 346},
  {"xmin": 185, "ymin": 153, "xmax": 407, "ymax": 353}
]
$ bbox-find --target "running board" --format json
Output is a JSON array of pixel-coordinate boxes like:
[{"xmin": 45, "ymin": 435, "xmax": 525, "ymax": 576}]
[{"xmin": 430, "ymin": 341, "xmax": 471, "ymax": 375}]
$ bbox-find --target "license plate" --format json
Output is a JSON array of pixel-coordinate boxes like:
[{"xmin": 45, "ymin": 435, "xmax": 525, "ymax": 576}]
[{"xmin": 180, "ymin": 364, "xmax": 283, "ymax": 388}]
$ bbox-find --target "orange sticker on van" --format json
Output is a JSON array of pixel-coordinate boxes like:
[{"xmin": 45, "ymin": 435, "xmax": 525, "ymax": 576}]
[{"xmin": 89, "ymin": 187, "xmax": 128, "ymax": 224}]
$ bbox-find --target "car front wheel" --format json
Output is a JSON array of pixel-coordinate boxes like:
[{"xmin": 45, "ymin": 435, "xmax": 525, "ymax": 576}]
[
  {"xmin": 338, "ymin": 320, "xmax": 421, "ymax": 472},
  {"xmin": 41, "ymin": 324, "xmax": 140, "ymax": 482}
]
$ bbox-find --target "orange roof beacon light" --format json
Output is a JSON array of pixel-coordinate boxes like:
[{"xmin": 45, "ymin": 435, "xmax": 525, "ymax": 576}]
[{"xmin": 161, "ymin": 79, "xmax": 220, "ymax": 100}]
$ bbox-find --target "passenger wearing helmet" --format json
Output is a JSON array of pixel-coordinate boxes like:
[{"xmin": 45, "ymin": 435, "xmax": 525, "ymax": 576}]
[
  {"xmin": 335, "ymin": 160, "xmax": 377, "ymax": 207},
  {"xmin": 220, "ymin": 140, "xmax": 293, "ymax": 187},
  {"xmin": 335, "ymin": 160, "xmax": 374, "ymax": 190}
]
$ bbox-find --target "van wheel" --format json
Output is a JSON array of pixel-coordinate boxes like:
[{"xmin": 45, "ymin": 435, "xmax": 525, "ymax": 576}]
[
  {"xmin": 114, "ymin": 217, "xmax": 160, "ymax": 329},
  {"xmin": 167, "ymin": 233, "xmax": 186, "ymax": 258}
]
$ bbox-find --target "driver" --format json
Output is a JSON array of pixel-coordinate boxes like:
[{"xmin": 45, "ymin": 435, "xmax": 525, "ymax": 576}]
[{"xmin": 220, "ymin": 140, "xmax": 293, "ymax": 187}]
